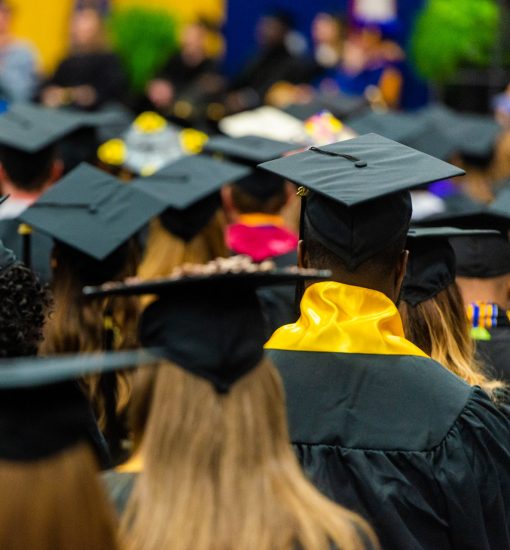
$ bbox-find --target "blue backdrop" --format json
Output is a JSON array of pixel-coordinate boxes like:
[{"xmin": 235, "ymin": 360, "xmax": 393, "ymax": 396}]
[{"xmin": 223, "ymin": 0, "xmax": 430, "ymax": 110}]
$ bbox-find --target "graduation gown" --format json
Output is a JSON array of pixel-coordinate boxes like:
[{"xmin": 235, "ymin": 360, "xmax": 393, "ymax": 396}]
[
  {"xmin": 266, "ymin": 281, "xmax": 510, "ymax": 550},
  {"xmin": 469, "ymin": 302, "xmax": 510, "ymax": 383}
]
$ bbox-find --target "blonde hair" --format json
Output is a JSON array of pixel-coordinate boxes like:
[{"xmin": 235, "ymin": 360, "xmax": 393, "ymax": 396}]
[
  {"xmin": 399, "ymin": 282, "xmax": 504, "ymax": 397},
  {"xmin": 122, "ymin": 359, "xmax": 377, "ymax": 550},
  {"xmin": 137, "ymin": 212, "xmax": 228, "ymax": 281},
  {"xmin": 0, "ymin": 442, "xmax": 120, "ymax": 550}
]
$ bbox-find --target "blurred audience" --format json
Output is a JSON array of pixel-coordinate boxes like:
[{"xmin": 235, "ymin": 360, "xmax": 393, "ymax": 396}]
[{"xmin": 40, "ymin": 7, "xmax": 126, "ymax": 110}]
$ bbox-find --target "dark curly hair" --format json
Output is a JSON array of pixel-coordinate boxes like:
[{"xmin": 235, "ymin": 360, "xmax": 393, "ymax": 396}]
[{"xmin": 0, "ymin": 263, "xmax": 52, "ymax": 358}]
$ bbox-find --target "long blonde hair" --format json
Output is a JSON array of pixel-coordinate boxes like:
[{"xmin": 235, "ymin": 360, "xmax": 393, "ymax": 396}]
[
  {"xmin": 399, "ymin": 282, "xmax": 504, "ymax": 396},
  {"xmin": 0, "ymin": 442, "xmax": 120, "ymax": 550},
  {"xmin": 137, "ymin": 212, "xmax": 228, "ymax": 281},
  {"xmin": 122, "ymin": 359, "xmax": 377, "ymax": 550}
]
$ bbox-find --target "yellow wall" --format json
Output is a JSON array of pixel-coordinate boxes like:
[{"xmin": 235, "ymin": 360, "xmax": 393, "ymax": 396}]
[{"xmin": 11, "ymin": 0, "xmax": 224, "ymax": 75}]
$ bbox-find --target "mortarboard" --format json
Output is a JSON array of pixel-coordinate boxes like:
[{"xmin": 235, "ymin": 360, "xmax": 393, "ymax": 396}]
[
  {"xmin": 83, "ymin": 265, "xmax": 330, "ymax": 393},
  {"xmin": 204, "ymin": 135, "xmax": 299, "ymax": 201},
  {"xmin": 347, "ymin": 110, "xmax": 456, "ymax": 161},
  {"xmin": 283, "ymin": 91, "xmax": 368, "ymax": 122},
  {"xmin": 450, "ymin": 232, "xmax": 510, "ymax": 279},
  {"xmin": 258, "ymin": 133, "xmax": 465, "ymax": 270},
  {"xmin": 0, "ymin": 349, "xmax": 158, "ymax": 461},
  {"xmin": 418, "ymin": 104, "xmax": 502, "ymax": 164},
  {"xmin": 0, "ymin": 103, "xmax": 125, "ymax": 154},
  {"xmin": 131, "ymin": 155, "xmax": 251, "ymax": 242},
  {"xmin": 402, "ymin": 227, "xmax": 497, "ymax": 306},
  {"xmin": 416, "ymin": 203, "xmax": 510, "ymax": 235},
  {"xmin": 18, "ymin": 163, "xmax": 166, "ymax": 261}
]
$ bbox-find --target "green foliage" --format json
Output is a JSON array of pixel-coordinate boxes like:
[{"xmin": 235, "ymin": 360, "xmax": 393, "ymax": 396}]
[
  {"xmin": 107, "ymin": 7, "xmax": 179, "ymax": 93},
  {"xmin": 410, "ymin": 0, "xmax": 499, "ymax": 82}
]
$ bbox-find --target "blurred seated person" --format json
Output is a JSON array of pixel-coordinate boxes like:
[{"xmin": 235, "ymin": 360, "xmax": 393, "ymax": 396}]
[
  {"xmin": 331, "ymin": 23, "xmax": 404, "ymax": 109},
  {"xmin": 40, "ymin": 7, "xmax": 126, "ymax": 111},
  {"xmin": 145, "ymin": 20, "xmax": 225, "ymax": 121},
  {"xmin": 266, "ymin": 11, "xmax": 347, "ymax": 108},
  {"xmin": 225, "ymin": 12, "xmax": 305, "ymax": 114},
  {"xmin": 0, "ymin": 1, "xmax": 38, "ymax": 103}
]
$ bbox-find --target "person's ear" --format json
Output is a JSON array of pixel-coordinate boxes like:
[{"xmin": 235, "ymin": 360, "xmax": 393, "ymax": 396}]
[
  {"xmin": 50, "ymin": 159, "xmax": 64, "ymax": 183},
  {"xmin": 221, "ymin": 185, "xmax": 237, "ymax": 223},
  {"xmin": 283, "ymin": 180, "xmax": 295, "ymax": 206},
  {"xmin": 297, "ymin": 240, "xmax": 307, "ymax": 268},
  {"xmin": 0, "ymin": 164, "xmax": 8, "ymax": 184},
  {"xmin": 395, "ymin": 249, "xmax": 409, "ymax": 299}
]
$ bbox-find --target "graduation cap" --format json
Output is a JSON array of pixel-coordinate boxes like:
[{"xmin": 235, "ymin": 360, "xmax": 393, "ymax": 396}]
[
  {"xmin": 403, "ymin": 227, "xmax": 498, "ymax": 306},
  {"xmin": 415, "ymin": 203, "xmax": 510, "ymax": 235},
  {"xmin": 0, "ymin": 349, "xmax": 157, "ymax": 462},
  {"xmin": 418, "ymin": 104, "xmax": 502, "ymax": 164},
  {"xmin": 131, "ymin": 155, "xmax": 251, "ymax": 242},
  {"xmin": 258, "ymin": 133, "xmax": 465, "ymax": 270},
  {"xmin": 204, "ymin": 135, "xmax": 298, "ymax": 201},
  {"xmin": 347, "ymin": 110, "xmax": 456, "ymax": 161},
  {"xmin": 18, "ymin": 163, "xmax": 166, "ymax": 261},
  {"xmin": 83, "ymin": 267, "xmax": 330, "ymax": 393},
  {"xmin": 283, "ymin": 91, "xmax": 368, "ymax": 122},
  {"xmin": 450, "ymin": 232, "xmax": 510, "ymax": 279}
]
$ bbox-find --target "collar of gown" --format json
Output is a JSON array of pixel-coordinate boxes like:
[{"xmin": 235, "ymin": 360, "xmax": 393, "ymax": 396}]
[{"xmin": 265, "ymin": 281, "xmax": 427, "ymax": 357}]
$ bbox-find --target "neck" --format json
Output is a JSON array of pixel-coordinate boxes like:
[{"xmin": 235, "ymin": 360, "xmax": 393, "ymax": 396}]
[
  {"xmin": 1, "ymin": 180, "xmax": 50, "ymax": 202},
  {"xmin": 456, "ymin": 276, "xmax": 509, "ymax": 309}
]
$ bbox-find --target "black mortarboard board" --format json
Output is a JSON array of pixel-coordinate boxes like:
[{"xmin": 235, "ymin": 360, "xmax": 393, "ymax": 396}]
[
  {"xmin": 403, "ymin": 227, "xmax": 498, "ymax": 306},
  {"xmin": 347, "ymin": 110, "xmax": 456, "ymax": 161},
  {"xmin": 450, "ymin": 233, "xmax": 510, "ymax": 279},
  {"xmin": 83, "ymin": 268, "xmax": 330, "ymax": 393},
  {"xmin": 283, "ymin": 92, "xmax": 368, "ymax": 121},
  {"xmin": 258, "ymin": 133, "xmax": 465, "ymax": 270},
  {"xmin": 204, "ymin": 135, "xmax": 299, "ymax": 202},
  {"xmin": 416, "ymin": 203, "xmax": 510, "ymax": 235},
  {"xmin": 204, "ymin": 135, "xmax": 297, "ymax": 165},
  {"xmin": 0, "ymin": 238, "xmax": 16, "ymax": 272},
  {"xmin": 418, "ymin": 104, "xmax": 502, "ymax": 164},
  {"xmin": 18, "ymin": 163, "xmax": 166, "ymax": 261},
  {"xmin": 0, "ymin": 103, "xmax": 120, "ymax": 154},
  {"xmin": 131, "ymin": 155, "xmax": 251, "ymax": 242},
  {"xmin": 0, "ymin": 349, "xmax": 158, "ymax": 461}
]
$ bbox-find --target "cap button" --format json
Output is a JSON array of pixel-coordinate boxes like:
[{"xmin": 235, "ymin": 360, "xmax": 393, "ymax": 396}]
[{"xmin": 355, "ymin": 161, "xmax": 367, "ymax": 168}]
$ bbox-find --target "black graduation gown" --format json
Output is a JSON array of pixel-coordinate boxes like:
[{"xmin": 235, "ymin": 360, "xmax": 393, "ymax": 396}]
[
  {"xmin": 476, "ymin": 323, "xmax": 510, "ymax": 383},
  {"xmin": 44, "ymin": 52, "xmax": 127, "ymax": 109},
  {"xmin": 266, "ymin": 350, "xmax": 510, "ymax": 550},
  {"xmin": 257, "ymin": 250, "xmax": 298, "ymax": 335}
]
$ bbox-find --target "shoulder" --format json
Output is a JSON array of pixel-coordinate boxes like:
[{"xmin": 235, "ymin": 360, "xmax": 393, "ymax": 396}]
[{"xmin": 268, "ymin": 349, "xmax": 479, "ymax": 450}]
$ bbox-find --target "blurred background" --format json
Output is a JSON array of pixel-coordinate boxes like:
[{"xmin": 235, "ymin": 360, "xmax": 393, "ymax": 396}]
[{"xmin": 3, "ymin": 0, "xmax": 509, "ymax": 117}]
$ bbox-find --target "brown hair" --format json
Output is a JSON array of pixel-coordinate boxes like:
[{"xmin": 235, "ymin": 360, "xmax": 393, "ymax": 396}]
[
  {"xmin": 122, "ymin": 359, "xmax": 378, "ymax": 550},
  {"xmin": 230, "ymin": 183, "xmax": 287, "ymax": 214},
  {"xmin": 0, "ymin": 442, "xmax": 120, "ymax": 550},
  {"xmin": 137, "ymin": 212, "xmax": 228, "ymax": 281},
  {"xmin": 40, "ymin": 240, "xmax": 141, "ymax": 431},
  {"xmin": 399, "ymin": 282, "xmax": 504, "ymax": 396}
]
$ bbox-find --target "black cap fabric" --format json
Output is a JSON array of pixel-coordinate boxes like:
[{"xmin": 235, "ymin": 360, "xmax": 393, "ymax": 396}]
[
  {"xmin": 131, "ymin": 155, "xmax": 251, "ymax": 242},
  {"xmin": 451, "ymin": 233, "xmax": 510, "ymax": 278},
  {"xmin": 418, "ymin": 104, "xmax": 502, "ymax": 162},
  {"xmin": 283, "ymin": 91, "xmax": 368, "ymax": 121},
  {"xmin": 0, "ymin": 349, "xmax": 158, "ymax": 461},
  {"xmin": 19, "ymin": 163, "xmax": 166, "ymax": 260},
  {"xmin": 416, "ymin": 204, "xmax": 510, "ymax": 235},
  {"xmin": 204, "ymin": 135, "xmax": 297, "ymax": 165},
  {"xmin": 259, "ymin": 134, "xmax": 465, "ymax": 270},
  {"xmin": 403, "ymin": 227, "xmax": 497, "ymax": 306},
  {"xmin": 348, "ymin": 110, "xmax": 457, "ymax": 161},
  {"xmin": 83, "ymin": 267, "xmax": 330, "ymax": 393},
  {"xmin": 0, "ymin": 103, "xmax": 118, "ymax": 154}
]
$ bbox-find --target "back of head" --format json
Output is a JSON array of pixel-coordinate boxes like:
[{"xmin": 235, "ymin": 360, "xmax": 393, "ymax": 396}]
[
  {"xmin": 0, "ymin": 441, "xmax": 120, "ymax": 550},
  {"xmin": 0, "ymin": 145, "xmax": 56, "ymax": 192},
  {"xmin": 302, "ymin": 191, "xmax": 411, "ymax": 298}
]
